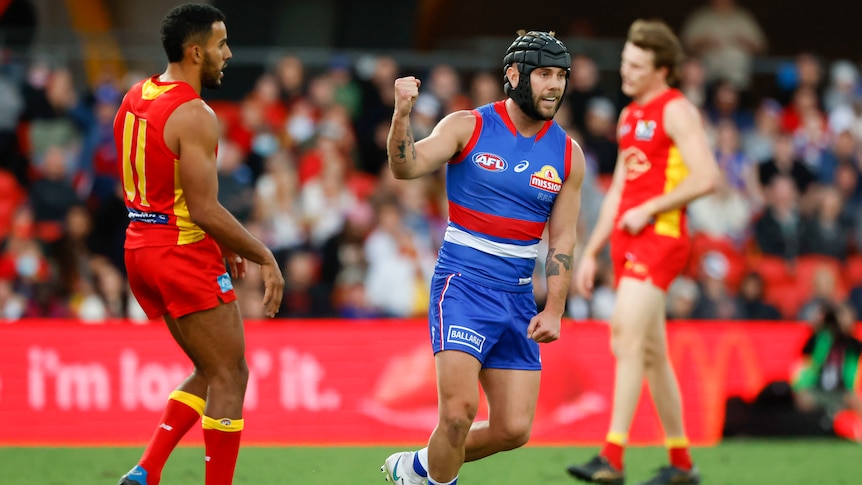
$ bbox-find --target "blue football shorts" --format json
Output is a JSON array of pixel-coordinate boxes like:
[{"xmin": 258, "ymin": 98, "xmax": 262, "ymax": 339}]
[{"xmin": 427, "ymin": 272, "xmax": 541, "ymax": 370}]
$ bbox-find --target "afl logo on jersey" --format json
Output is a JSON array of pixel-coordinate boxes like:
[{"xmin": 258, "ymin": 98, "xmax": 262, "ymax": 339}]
[
  {"xmin": 530, "ymin": 165, "xmax": 562, "ymax": 193},
  {"xmin": 621, "ymin": 147, "xmax": 652, "ymax": 180},
  {"xmin": 472, "ymin": 152, "xmax": 508, "ymax": 172}
]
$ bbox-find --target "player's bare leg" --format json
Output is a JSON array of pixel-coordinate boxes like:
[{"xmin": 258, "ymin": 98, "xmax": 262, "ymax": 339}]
[
  {"xmin": 463, "ymin": 368, "xmax": 540, "ymax": 461},
  {"xmin": 426, "ymin": 350, "xmax": 482, "ymax": 483},
  {"xmin": 643, "ymin": 314, "xmax": 685, "ymax": 439},
  {"xmin": 164, "ymin": 315, "xmax": 210, "ymax": 399},
  {"xmin": 641, "ymin": 313, "xmax": 699, "ymax": 484},
  {"xmin": 176, "ymin": 300, "xmax": 248, "ymax": 485},
  {"xmin": 383, "ymin": 368, "xmax": 538, "ymax": 484},
  {"xmin": 567, "ymin": 278, "xmax": 663, "ymax": 484},
  {"xmin": 607, "ymin": 279, "xmax": 664, "ymax": 444},
  {"xmin": 178, "ymin": 301, "xmax": 248, "ymax": 417}
]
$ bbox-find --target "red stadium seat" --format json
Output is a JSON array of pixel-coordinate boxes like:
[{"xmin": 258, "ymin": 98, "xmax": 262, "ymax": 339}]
[
  {"xmin": 749, "ymin": 254, "xmax": 794, "ymax": 289},
  {"xmin": 763, "ymin": 280, "xmax": 805, "ymax": 319},
  {"xmin": 794, "ymin": 255, "xmax": 847, "ymax": 301},
  {"xmin": 0, "ymin": 170, "xmax": 24, "ymax": 241},
  {"xmin": 16, "ymin": 121, "xmax": 30, "ymax": 157},
  {"xmin": 845, "ymin": 255, "xmax": 862, "ymax": 288}
]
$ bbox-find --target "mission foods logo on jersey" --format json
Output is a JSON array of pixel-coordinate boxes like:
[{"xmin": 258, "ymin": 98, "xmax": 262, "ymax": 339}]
[
  {"xmin": 530, "ymin": 165, "xmax": 562, "ymax": 193},
  {"xmin": 472, "ymin": 152, "xmax": 508, "ymax": 172}
]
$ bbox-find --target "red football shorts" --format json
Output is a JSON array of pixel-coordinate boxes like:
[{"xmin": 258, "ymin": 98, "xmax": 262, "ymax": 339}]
[
  {"xmin": 610, "ymin": 227, "xmax": 690, "ymax": 291},
  {"xmin": 125, "ymin": 236, "xmax": 237, "ymax": 320}
]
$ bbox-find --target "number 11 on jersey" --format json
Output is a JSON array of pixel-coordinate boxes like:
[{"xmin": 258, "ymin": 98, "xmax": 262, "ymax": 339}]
[{"xmin": 122, "ymin": 112, "xmax": 150, "ymax": 207}]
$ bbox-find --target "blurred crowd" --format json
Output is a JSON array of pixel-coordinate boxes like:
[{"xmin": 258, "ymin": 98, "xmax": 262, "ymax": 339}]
[{"xmin": 1, "ymin": 3, "xmax": 862, "ymax": 325}]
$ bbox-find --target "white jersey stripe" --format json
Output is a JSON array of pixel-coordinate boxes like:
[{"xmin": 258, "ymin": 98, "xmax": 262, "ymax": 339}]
[{"xmin": 444, "ymin": 226, "xmax": 539, "ymax": 259}]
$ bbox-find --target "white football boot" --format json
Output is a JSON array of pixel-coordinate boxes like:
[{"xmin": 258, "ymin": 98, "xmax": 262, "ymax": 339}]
[{"xmin": 381, "ymin": 451, "xmax": 427, "ymax": 485}]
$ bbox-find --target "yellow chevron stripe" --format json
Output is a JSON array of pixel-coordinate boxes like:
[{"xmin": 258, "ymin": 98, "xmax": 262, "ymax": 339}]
[{"xmin": 168, "ymin": 390, "xmax": 205, "ymax": 415}]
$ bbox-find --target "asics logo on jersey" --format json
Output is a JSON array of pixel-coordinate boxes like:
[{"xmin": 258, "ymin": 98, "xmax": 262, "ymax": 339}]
[
  {"xmin": 472, "ymin": 152, "xmax": 508, "ymax": 172},
  {"xmin": 514, "ymin": 160, "xmax": 530, "ymax": 172}
]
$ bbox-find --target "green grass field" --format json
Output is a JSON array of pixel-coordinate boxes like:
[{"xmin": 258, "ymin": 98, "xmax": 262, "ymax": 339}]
[{"xmin": 2, "ymin": 439, "xmax": 860, "ymax": 484}]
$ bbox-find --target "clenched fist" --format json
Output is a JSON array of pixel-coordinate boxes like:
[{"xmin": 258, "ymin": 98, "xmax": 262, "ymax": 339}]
[{"xmin": 393, "ymin": 76, "xmax": 421, "ymax": 118}]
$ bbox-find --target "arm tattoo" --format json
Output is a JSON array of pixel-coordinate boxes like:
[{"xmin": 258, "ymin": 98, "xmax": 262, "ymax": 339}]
[
  {"xmin": 545, "ymin": 248, "xmax": 573, "ymax": 277},
  {"xmin": 396, "ymin": 139, "xmax": 408, "ymax": 160},
  {"xmin": 395, "ymin": 134, "xmax": 416, "ymax": 161},
  {"xmin": 555, "ymin": 253, "xmax": 573, "ymax": 271},
  {"xmin": 545, "ymin": 248, "xmax": 560, "ymax": 276}
]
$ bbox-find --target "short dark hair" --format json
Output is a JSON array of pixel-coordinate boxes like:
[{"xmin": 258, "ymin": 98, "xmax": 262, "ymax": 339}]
[{"xmin": 160, "ymin": 3, "xmax": 226, "ymax": 63}]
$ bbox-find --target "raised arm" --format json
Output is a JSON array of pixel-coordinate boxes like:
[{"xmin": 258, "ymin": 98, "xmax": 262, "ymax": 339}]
[
  {"xmin": 167, "ymin": 100, "xmax": 284, "ymax": 316},
  {"xmin": 387, "ymin": 76, "xmax": 475, "ymax": 179}
]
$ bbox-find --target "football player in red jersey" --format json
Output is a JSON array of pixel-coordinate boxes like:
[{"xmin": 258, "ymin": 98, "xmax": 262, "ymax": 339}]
[
  {"xmin": 115, "ymin": 4, "xmax": 283, "ymax": 485},
  {"xmin": 567, "ymin": 19, "xmax": 719, "ymax": 485}
]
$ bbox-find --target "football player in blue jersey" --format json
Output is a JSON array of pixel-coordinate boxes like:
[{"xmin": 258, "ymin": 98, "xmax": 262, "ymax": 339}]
[{"xmin": 381, "ymin": 30, "xmax": 586, "ymax": 485}]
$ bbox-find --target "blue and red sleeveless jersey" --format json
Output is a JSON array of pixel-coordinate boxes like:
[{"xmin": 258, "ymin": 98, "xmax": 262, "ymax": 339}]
[{"xmin": 436, "ymin": 100, "xmax": 572, "ymax": 291}]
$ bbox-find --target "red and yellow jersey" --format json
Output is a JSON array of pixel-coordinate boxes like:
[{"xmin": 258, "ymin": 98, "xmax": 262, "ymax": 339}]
[
  {"xmin": 616, "ymin": 88, "xmax": 689, "ymax": 239},
  {"xmin": 114, "ymin": 75, "xmax": 207, "ymax": 249}
]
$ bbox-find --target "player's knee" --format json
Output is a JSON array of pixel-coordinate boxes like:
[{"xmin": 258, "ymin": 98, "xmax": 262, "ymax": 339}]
[
  {"xmin": 610, "ymin": 334, "xmax": 645, "ymax": 360},
  {"xmin": 206, "ymin": 357, "xmax": 249, "ymax": 392},
  {"xmin": 440, "ymin": 415, "xmax": 473, "ymax": 447},
  {"xmin": 642, "ymin": 340, "xmax": 667, "ymax": 369},
  {"xmin": 439, "ymin": 402, "xmax": 477, "ymax": 426},
  {"xmin": 494, "ymin": 419, "xmax": 532, "ymax": 450},
  {"xmin": 438, "ymin": 401, "xmax": 477, "ymax": 442},
  {"xmin": 643, "ymin": 348, "xmax": 657, "ymax": 369}
]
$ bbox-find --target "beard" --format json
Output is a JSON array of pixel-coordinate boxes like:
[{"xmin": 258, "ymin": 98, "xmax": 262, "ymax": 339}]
[
  {"xmin": 201, "ymin": 52, "xmax": 223, "ymax": 90},
  {"xmin": 531, "ymin": 93, "xmax": 563, "ymax": 121}
]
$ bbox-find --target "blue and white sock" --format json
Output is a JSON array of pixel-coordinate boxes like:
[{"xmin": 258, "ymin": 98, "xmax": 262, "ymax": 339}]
[{"xmin": 413, "ymin": 448, "xmax": 429, "ymax": 477}]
